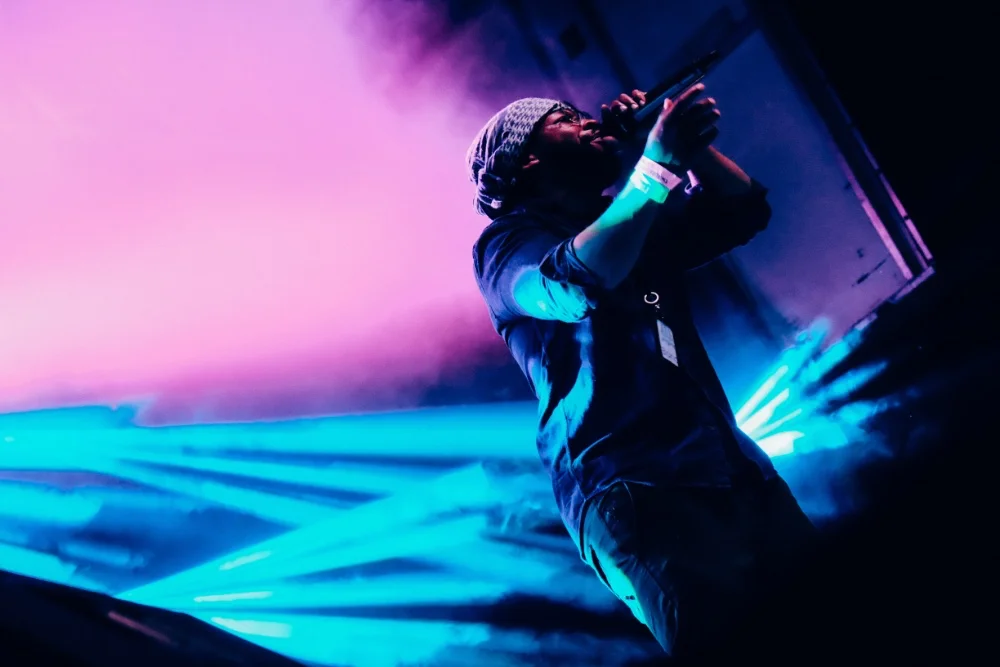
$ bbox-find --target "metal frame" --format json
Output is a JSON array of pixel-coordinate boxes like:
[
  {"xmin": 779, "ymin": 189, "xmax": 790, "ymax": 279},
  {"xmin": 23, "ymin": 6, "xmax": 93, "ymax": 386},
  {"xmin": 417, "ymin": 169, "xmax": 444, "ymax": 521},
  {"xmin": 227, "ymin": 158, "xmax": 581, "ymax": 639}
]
[{"xmin": 746, "ymin": 0, "xmax": 933, "ymax": 282}]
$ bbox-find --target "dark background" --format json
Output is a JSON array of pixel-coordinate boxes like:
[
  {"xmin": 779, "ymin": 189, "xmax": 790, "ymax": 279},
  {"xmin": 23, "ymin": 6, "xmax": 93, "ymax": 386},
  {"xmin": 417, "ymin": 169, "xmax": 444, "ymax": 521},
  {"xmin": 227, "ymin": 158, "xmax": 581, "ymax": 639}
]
[
  {"xmin": 724, "ymin": 2, "xmax": 996, "ymax": 663},
  {"xmin": 784, "ymin": 0, "xmax": 994, "ymax": 261}
]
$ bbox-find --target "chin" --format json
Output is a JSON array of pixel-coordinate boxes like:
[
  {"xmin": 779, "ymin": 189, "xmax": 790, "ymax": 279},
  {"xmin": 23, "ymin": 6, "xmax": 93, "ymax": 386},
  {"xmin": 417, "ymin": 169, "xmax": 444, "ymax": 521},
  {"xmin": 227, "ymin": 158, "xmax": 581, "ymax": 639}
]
[
  {"xmin": 597, "ymin": 136, "xmax": 621, "ymax": 151},
  {"xmin": 554, "ymin": 148, "xmax": 622, "ymax": 188}
]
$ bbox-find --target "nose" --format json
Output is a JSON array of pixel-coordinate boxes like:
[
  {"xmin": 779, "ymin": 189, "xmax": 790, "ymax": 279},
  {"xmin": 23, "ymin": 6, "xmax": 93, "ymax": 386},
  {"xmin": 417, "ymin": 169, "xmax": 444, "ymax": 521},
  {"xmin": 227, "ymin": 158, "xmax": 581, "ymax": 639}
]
[{"xmin": 581, "ymin": 116, "xmax": 603, "ymax": 140}]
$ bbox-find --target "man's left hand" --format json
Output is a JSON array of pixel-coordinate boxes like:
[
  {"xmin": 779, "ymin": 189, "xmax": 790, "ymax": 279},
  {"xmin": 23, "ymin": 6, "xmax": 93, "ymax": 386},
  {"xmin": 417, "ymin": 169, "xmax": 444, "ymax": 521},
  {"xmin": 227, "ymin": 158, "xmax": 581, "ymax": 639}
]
[{"xmin": 600, "ymin": 89, "xmax": 647, "ymax": 135}]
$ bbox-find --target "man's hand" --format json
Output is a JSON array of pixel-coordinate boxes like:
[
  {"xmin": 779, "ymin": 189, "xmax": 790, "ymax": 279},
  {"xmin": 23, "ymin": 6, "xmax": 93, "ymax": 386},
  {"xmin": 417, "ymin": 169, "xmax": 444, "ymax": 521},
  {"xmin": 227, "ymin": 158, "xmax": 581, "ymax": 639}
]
[
  {"xmin": 643, "ymin": 83, "xmax": 720, "ymax": 171},
  {"xmin": 600, "ymin": 89, "xmax": 647, "ymax": 136}
]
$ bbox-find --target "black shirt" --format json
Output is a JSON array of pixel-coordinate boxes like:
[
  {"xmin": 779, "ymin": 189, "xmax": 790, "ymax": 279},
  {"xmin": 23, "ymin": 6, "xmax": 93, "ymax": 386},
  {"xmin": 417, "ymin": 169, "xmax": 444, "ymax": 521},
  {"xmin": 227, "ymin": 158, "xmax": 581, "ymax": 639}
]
[{"xmin": 473, "ymin": 181, "xmax": 778, "ymax": 556}]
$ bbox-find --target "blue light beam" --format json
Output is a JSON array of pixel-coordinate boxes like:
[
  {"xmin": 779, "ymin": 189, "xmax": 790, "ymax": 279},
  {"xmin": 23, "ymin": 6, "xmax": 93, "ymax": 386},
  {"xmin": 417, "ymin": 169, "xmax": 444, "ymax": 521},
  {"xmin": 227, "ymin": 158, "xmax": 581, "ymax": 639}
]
[{"xmin": 119, "ymin": 464, "xmax": 502, "ymax": 603}]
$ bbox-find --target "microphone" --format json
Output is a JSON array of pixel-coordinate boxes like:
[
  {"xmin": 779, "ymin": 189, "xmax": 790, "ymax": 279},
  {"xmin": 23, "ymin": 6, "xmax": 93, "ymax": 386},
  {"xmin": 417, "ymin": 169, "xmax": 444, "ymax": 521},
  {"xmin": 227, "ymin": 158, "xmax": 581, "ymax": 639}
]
[
  {"xmin": 635, "ymin": 51, "xmax": 721, "ymax": 128},
  {"xmin": 607, "ymin": 50, "xmax": 722, "ymax": 137},
  {"xmin": 605, "ymin": 50, "xmax": 722, "ymax": 195}
]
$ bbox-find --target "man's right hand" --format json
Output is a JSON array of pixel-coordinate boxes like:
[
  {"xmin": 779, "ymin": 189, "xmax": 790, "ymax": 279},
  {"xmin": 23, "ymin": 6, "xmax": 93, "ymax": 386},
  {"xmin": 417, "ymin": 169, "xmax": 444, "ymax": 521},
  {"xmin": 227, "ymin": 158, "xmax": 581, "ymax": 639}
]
[{"xmin": 643, "ymin": 83, "xmax": 721, "ymax": 171}]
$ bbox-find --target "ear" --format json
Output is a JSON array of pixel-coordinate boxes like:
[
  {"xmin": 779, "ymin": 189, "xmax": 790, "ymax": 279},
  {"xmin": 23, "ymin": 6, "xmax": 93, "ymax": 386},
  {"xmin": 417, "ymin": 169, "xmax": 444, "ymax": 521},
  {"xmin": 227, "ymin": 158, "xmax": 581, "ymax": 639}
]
[{"xmin": 521, "ymin": 153, "xmax": 541, "ymax": 173}]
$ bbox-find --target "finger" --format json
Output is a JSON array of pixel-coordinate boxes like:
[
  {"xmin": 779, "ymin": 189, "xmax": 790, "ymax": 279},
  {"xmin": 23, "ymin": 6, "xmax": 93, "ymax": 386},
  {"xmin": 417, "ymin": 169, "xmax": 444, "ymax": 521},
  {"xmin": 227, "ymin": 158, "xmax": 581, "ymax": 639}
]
[
  {"xmin": 678, "ymin": 103, "xmax": 719, "ymax": 125},
  {"xmin": 618, "ymin": 93, "xmax": 639, "ymax": 111},
  {"xmin": 632, "ymin": 90, "xmax": 647, "ymax": 105},
  {"xmin": 684, "ymin": 98, "xmax": 717, "ymax": 114},
  {"xmin": 613, "ymin": 99, "xmax": 630, "ymax": 114},
  {"xmin": 600, "ymin": 103, "xmax": 614, "ymax": 123},
  {"xmin": 674, "ymin": 115, "xmax": 718, "ymax": 152},
  {"xmin": 602, "ymin": 103, "xmax": 634, "ymax": 136},
  {"xmin": 670, "ymin": 83, "xmax": 707, "ymax": 113},
  {"xmin": 695, "ymin": 125, "xmax": 720, "ymax": 148},
  {"xmin": 680, "ymin": 105, "xmax": 721, "ymax": 126},
  {"xmin": 679, "ymin": 119, "xmax": 719, "ymax": 146},
  {"xmin": 678, "ymin": 100, "xmax": 720, "ymax": 127}
]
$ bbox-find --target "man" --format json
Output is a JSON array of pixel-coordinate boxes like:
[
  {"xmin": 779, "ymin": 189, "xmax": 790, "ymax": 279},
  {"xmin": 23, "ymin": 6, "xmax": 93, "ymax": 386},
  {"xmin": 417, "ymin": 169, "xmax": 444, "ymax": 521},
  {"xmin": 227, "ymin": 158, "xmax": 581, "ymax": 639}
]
[{"xmin": 467, "ymin": 84, "xmax": 816, "ymax": 659}]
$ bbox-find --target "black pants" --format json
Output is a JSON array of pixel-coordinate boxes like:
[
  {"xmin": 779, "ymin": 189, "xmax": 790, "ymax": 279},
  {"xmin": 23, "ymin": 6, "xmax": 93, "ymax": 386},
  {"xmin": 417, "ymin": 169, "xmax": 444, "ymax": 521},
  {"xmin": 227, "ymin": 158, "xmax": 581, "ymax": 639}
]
[{"xmin": 581, "ymin": 477, "xmax": 817, "ymax": 661}]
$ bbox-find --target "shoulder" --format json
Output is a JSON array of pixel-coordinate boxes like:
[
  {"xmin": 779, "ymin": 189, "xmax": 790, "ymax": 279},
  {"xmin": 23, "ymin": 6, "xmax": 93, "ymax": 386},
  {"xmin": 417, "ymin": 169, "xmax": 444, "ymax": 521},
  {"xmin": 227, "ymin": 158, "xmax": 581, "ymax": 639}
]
[
  {"xmin": 472, "ymin": 211, "xmax": 549, "ymax": 270},
  {"xmin": 473, "ymin": 210, "xmax": 544, "ymax": 249}
]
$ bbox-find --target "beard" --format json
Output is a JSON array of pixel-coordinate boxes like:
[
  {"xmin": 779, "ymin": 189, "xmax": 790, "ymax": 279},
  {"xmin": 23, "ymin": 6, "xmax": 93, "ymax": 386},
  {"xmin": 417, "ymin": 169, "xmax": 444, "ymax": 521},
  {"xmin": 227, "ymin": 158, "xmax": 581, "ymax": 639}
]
[{"xmin": 542, "ymin": 142, "xmax": 623, "ymax": 194}]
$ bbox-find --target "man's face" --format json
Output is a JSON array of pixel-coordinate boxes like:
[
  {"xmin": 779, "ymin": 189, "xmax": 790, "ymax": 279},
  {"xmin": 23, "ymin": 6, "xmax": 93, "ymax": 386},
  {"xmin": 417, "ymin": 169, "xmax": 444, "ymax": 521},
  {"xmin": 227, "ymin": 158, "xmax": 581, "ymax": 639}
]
[{"xmin": 522, "ymin": 107, "xmax": 623, "ymax": 192}]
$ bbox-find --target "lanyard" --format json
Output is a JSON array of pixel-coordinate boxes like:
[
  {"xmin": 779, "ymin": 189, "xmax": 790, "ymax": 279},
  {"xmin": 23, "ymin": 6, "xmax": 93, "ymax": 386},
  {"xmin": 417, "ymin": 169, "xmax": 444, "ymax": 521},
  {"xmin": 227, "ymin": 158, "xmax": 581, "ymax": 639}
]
[{"xmin": 643, "ymin": 289, "xmax": 679, "ymax": 367}]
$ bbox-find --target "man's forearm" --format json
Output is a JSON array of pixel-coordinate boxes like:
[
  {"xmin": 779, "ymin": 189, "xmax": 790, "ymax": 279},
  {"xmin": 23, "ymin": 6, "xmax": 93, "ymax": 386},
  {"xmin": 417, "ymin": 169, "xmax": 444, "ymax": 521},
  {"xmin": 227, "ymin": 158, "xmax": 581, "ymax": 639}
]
[
  {"xmin": 667, "ymin": 147, "xmax": 771, "ymax": 269},
  {"xmin": 571, "ymin": 179, "xmax": 664, "ymax": 290},
  {"xmin": 689, "ymin": 146, "xmax": 752, "ymax": 196}
]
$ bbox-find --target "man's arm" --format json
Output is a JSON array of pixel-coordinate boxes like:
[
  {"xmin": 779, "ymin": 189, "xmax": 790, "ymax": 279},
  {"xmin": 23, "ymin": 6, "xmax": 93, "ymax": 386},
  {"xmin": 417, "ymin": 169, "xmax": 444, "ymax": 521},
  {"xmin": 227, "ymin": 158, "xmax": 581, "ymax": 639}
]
[
  {"xmin": 669, "ymin": 147, "xmax": 772, "ymax": 269},
  {"xmin": 689, "ymin": 146, "xmax": 753, "ymax": 195},
  {"xmin": 474, "ymin": 181, "xmax": 664, "ymax": 324},
  {"xmin": 475, "ymin": 218, "xmax": 595, "ymax": 323},
  {"xmin": 570, "ymin": 178, "xmax": 668, "ymax": 289}
]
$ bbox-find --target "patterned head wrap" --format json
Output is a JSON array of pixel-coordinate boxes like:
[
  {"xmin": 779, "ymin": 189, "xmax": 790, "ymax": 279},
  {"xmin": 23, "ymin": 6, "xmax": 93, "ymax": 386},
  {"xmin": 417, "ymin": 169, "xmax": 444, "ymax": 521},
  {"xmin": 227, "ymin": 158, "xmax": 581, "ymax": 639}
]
[{"xmin": 466, "ymin": 97, "xmax": 571, "ymax": 217}]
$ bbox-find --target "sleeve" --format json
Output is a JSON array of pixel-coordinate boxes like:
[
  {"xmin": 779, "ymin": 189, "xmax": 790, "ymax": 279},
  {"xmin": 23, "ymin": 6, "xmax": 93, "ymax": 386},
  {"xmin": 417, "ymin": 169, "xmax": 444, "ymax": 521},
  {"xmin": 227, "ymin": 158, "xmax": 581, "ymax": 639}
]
[
  {"xmin": 473, "ymin": 215, "xmax": 603, "ymax": 323},
  {"xmin": 686, "ymin": 178, "xmax": 771, "ymax": 231},
  {"xmin": 666, "ymin": 179, "xmax": 772, "ymax": 270}
]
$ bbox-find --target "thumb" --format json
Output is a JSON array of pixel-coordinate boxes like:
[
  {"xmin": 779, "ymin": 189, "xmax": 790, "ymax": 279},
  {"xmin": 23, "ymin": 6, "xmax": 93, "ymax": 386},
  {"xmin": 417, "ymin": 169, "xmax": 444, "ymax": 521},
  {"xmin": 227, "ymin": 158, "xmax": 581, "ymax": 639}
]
[{"xmin": 652, "ymin": 97, "xmax": 672, "ymax": 132}]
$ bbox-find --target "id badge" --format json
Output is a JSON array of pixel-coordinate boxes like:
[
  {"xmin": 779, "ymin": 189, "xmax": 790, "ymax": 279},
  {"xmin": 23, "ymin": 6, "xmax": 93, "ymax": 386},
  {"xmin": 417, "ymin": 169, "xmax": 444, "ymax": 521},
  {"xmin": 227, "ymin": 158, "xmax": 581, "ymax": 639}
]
[{"xmin": 656, "ymin": 320, "xmax": 679, "ymax": 366}]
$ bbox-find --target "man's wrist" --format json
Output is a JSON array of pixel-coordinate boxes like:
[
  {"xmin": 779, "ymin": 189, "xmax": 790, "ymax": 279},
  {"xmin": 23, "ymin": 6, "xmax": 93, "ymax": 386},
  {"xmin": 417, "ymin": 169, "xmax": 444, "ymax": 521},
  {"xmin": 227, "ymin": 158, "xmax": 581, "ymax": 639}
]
[
  {"xmin": 629, "ymin": 169, "xmax": 670, "ymax": 203},
  {"xmin": 643, "ymin": 147, "xmax": 679, "ymax": 171},
  {"xmin": 637, "ymin": 155, "xmax": 685, "ymax": 188},
  {"xmin": 651, "ymin": 157, "xmax": 689, "ymax": 178},
  {"xmin": 687, "ymin": 146, "xmax": 717, "ymax": 170},
  {"xmin": 630, "ymin": 156, "xmax": 685, "ymax": 204}
]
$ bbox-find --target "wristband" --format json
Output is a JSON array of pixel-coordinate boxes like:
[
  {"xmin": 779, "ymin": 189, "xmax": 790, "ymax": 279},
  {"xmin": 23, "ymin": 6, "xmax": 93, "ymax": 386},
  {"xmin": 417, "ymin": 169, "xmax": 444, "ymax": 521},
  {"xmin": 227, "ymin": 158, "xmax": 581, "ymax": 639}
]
[
  {"xmin": 630, "ymin": 155, "xmax": 684, "ymax": 203},
  {"xmin": 629, "ymin": 169, "xmax": 670, "ymax": 204},
  {"xmin": 636, "ymin": 155, "xmax": 685, "ymax": 191}
]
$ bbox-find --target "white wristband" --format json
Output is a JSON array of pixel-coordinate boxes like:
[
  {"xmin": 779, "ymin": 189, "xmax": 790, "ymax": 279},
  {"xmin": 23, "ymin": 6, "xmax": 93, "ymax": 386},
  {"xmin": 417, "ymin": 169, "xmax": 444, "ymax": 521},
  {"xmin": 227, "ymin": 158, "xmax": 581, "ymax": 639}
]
[
  {"xmin": 629, "ymin": 169, "xmax": 670, "ymax": 203},
  {"xmin": 636, "ymin": 155, "xmax": 685, "ymax": 191}
]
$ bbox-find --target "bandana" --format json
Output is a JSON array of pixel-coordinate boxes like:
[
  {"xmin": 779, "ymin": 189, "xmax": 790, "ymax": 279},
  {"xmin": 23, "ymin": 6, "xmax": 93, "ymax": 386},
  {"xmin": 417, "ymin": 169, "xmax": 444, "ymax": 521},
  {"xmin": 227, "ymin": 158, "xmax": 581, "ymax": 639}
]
[{"xmin": 466, "ymin": 97, "xmax": 569, "ymax": 217}]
